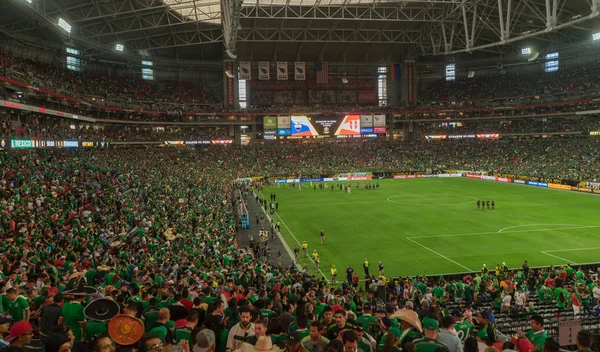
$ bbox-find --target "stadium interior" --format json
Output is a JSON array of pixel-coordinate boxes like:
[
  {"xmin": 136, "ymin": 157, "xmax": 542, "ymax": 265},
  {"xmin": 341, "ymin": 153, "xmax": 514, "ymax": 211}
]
[{"xmin": 1, "ymin": 0, "xmax": 600, "ymax": 352}]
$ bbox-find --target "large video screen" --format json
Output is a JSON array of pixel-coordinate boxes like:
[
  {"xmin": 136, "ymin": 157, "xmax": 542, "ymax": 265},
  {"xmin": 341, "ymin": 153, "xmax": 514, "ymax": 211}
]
[{"xmin": 274, "ymin": 114, "xmax": 386, "ymax": 137}]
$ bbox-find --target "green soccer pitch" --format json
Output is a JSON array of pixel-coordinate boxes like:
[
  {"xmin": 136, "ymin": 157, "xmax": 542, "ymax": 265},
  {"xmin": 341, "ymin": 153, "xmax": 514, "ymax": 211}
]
[{"xmin": 257, "ymin": 177, "xmax": 600, "ymax": 282}]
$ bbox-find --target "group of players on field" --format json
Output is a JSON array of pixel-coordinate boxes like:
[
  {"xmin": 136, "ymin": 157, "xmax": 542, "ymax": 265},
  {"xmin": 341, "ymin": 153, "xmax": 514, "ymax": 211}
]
[{"xmin": 477, "ymin": 199, "xmax": 495, "ymax": 210}]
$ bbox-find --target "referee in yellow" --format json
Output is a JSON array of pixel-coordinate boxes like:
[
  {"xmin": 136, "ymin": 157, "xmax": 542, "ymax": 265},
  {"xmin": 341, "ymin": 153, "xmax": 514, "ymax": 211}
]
[
  {"xmin": 363, "ymin": 258, "xmax": 370, "ymax": 279},
  {"xmin": 330, "ymin": 265, "xmax": 337, "ymax": 284}
]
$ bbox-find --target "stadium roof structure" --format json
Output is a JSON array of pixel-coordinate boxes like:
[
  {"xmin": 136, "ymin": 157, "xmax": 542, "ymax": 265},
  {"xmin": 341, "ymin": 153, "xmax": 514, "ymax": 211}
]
[{"xmin": 2, "ymin": 0, "xmax": 600, "ymax": 64}]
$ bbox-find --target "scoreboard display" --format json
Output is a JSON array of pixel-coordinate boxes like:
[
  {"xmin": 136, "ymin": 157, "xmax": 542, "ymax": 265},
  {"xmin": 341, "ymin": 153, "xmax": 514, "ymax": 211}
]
[{"xmin": 263, "ymin": 114, "xmax": 386, "ymax": 138}]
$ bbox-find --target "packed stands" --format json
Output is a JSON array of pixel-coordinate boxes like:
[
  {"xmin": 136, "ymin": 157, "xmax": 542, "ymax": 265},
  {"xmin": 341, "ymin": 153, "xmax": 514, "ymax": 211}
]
[
  {"xmin": 0, "ymin": 50, "xmax": 220, "ymax": 112},
  {"xmin": 1, "ymin": 145, "xmax": 600, "ymax": 352}
]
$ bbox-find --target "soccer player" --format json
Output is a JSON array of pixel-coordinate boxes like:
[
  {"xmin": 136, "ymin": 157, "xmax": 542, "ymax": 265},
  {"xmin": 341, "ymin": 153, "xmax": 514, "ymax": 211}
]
[
  {"xmin": 477, "ymin": 200, "xmax": 480, "ymax": 209},
  {"xmin": 320, "ymin": 229, "xmax": 325, "ymax": 245},
  {"xmin": 491, "ymin": 200, "xmax": 495, "ymax": 210},
  {"xmin": 378, "ymin": 261, "xmax": 384, "ymax": 276},
  {"xmin": 486, "ymin": 200, "xmax": 490, "ymax": 209},
  {"xmin": 302, "ymin": 241, "xmax": 308, "ymax": 257}
]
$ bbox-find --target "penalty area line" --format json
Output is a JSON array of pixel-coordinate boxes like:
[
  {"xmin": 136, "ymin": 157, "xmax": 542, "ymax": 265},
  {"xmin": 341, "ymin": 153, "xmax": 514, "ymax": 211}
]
[{"xmin": 406, "ymin": 237, "xmax": 473, "ymax": 272}]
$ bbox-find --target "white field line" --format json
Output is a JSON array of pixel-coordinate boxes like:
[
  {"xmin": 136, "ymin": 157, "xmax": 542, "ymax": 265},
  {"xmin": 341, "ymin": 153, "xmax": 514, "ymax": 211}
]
[
  {"xmin": 257, "ymin": 190, "xmax": 330, "ymax": 284},
  {"xmin": 543, "ymin": 246, "xmax": 600, "ymax": 253},
  {"xmin": 408, "ymin": 225, "xmax": 600, "ymax": 239},
  {"xmin": 405, "ymin": 237, "xmax": 473, "ymax": 272},
  {"xmin": 540, "ymin": 251, "xmax": 578, "ymax": 264}
]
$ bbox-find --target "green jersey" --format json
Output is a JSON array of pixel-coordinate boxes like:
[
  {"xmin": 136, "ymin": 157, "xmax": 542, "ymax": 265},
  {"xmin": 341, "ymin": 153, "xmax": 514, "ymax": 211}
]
[
  {"xmin": 413, "ymin": 337, "xmax": 447, "ymax": 352},
  {"xmin": 7, "ymin": 295, "xmax": 30, "ymax": 322},
  {"xmin": 454, "ymin": 320, "xmax": 473, "ymax": 342},
  {"xmin": 356, "ymin": 314, "xmax": 377, "ymax": 335},
  {"xmin": 61, "ymin": 301, "xmax": 86, "ymax": 343},
  {"xmin": 525, "ymin": 329, "xmax": 547, "ymax": 352}
]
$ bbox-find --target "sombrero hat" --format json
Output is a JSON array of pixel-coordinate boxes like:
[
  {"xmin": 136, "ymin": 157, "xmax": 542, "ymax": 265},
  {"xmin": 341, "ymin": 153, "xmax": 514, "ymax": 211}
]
[
  {"xmin": 392, "ymin": 309, "xmax": 423, "ymax": 332},
  {"xmin": 68, "ymin": 272, "xmax": 85, "ymax": 280},
  {"xmin": 108, "ymin": 315, "xmax": 144, "ymax": 346},
  {"xmin": 110, "ymin": 241, "xmax": 123, "ymax": 248},
  {"xmin": 63, "ymin": 281, "xmax": 98, "ymax": 297},
  {"xmin": 241, "ymin": 336, "xmax": 281, "ymax": 352},
  {"xmin": 97, "ymin": 266, "xmax": 112, "ymax": 272},
  {"xmin": 85, "ymin": 299, "xmax": 120, "ymax": 321}
]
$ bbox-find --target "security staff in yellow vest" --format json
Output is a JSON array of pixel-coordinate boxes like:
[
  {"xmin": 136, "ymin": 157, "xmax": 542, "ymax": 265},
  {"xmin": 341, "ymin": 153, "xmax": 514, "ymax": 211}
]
[{"xmin": 331, "ymin": 265, "xmax": 337, "ymax": 284}]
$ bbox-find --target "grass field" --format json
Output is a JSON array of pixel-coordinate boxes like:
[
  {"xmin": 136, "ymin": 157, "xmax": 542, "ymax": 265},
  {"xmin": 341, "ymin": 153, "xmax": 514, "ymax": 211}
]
[{"xmin": 258, "ymin": 178, "xmax": 600, "ymax": 282}]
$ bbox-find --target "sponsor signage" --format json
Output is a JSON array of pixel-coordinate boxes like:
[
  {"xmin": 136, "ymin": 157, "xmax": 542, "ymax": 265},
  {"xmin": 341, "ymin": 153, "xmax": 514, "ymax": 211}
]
[
  {"xmin": 11, "ymin": 140, "xmax": 34, "ymax": 148},
  {"xmin": 425, "ymin": 135, "xmax": 447, "ymax": 140},
  {"xmin": 184, "ymin": 141, "xmax": 211, "ymax": 145},
  {"xmin": 477, "ymin": 133, "xmax": 500, "ymax": 139},
  {"xmin": 590, "ymin": 131, "xmax": 600, "ymax": 136},
  {"xmin": 514, "ymin": 180, "xmax": 526, "ymax": 184},
  {"xmin": 263, "ymin": 116, "xmax": 277, "ymax": 130},
  {"xmin": 571, "ymin": 186, "xmax": 592, "ymax": 193},
  {"xmin": 165, "ymin": 141, "xmax": 184, "ymax": 145},
  {"xmin": 211, "ymin": 140, "xmax": 233, "ymax": 144},
  {"xmin": 46, "ymin": 141, "xmax": 56, "ymax": 147},
  {"xmin": 0, "ymin": 138, "xmax": 8, "ymax": 149},
  {"xmin": 348, "ymin": 176, "xmax": 372, "ymax": 181},
  {"xmin": 360, "ymin": 128, "xmax": 374, "ymax": 134},
  {"xmin": 63, "ymin": 140, "xmax": 79, "ymax": 148},
  {"xmin": 466, "ymin": 173, "xmax": 482, "ymax": 179},
  {"xmin": 394, "ymin": 175, "xmax": 420, "ymax": 179},
  {"xmin": 277, "ymin": 129, "xmax": 292, "ymax": 136},
  {"xmin": 528, "ymin": 181, "xmax": 548, "ymax": 187},
  {"xmin": 548, "ymin": 183, "xmax": 571, "ymax": 190},
  {"xmin": 81, "ymin": 141, "xmax": 94, "ymax": 147},
  {"xmin": 481, "ymin": 175, "xmax": 496, "ymax": 181},
  {"xmin": 497, "ymin": 177, "xmax": 512, "ymax": 183},
  {"xmin": 374, "ymin": 127, "xmax": 387, "ymax": 134},
  {"xmin": 448, "ymin": 134, "xmax": 476, "ymax": 139},
  {"xmin": 439, "ymin": 174, "xmax": 462, "ymax": 177}
]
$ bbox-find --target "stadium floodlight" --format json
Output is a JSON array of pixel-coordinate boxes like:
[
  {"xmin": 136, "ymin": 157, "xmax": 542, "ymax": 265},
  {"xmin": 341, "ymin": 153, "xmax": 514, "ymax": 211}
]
[
  {"xmin": 23, "ymin": 0, "xmax": 33, "ymax": 4},
  {"xmin": 521, "ymin": 48, "xmax": 531, "ymax": 55},
  {"xmin": 593, "ymin": 33, "xmax": 600, "ymax": 41},
  {"xmin": 115, "ymin": 44, "xmax": 124, "ymax": 52},
  {"xmin": 57, "ymin": 18, "xmax": 71, "ymax": 33}
]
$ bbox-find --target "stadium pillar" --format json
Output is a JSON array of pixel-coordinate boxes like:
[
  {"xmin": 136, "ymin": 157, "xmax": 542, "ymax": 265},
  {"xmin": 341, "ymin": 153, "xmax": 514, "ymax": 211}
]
[{"xmin": 402, "ymin": 59, "xmax": 416, "ymax": 107}]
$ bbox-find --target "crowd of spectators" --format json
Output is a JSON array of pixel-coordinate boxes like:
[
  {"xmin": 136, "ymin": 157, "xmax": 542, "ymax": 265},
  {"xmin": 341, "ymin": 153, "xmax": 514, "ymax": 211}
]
[
  {"xmin": 0, "ymin": 118, "xmax": 230, "ymax": 142},
  {"xmin": 418, "ymin": 117, "xmax": 600, "ymax": 135},
  {"xmin": 0, "ymin": 146, "xmax": 599, "ymax": 352},
  {"xmin": 418, "ymin": 61, "xmax": 600, "ymax": 108},
  {"xmin": 0, "ymin": 50, "xmax": 220, "ymax": 111},
  {"xmin": 6, "ymin": 50, "xmax": 600, "ymax": 119}
]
